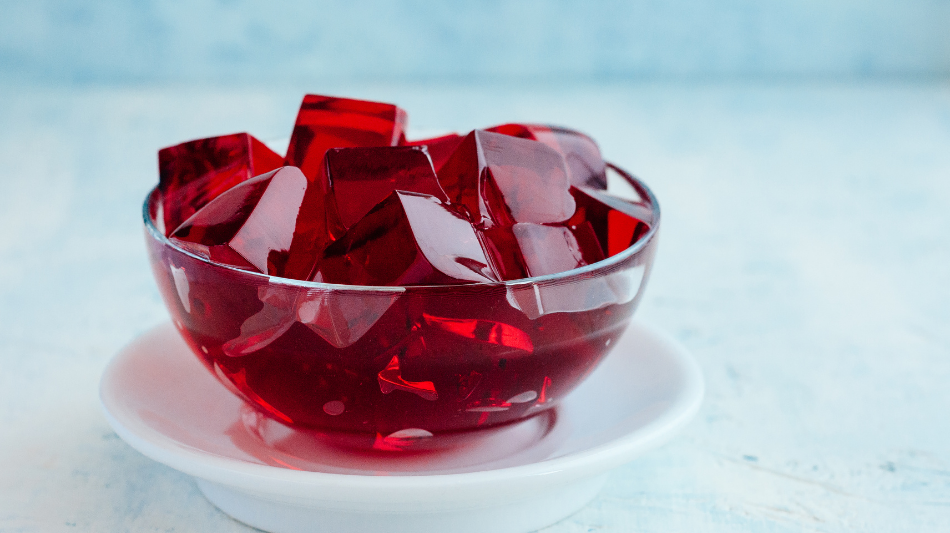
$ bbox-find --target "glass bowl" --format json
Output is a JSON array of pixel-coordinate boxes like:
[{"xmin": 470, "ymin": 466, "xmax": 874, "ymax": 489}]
[{"xmin": 143, "ymin": 163, "xmax": 660, "ymax": 436}]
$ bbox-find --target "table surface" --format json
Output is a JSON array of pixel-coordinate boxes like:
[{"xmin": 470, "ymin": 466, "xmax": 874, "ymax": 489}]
[{"xmin": 0, "ymin": 81, "xmax": 948, "ymax": 532}]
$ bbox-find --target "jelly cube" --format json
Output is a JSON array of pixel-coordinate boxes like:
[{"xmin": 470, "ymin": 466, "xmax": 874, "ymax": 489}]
[
  {"xmin": 480, "ymin": 221, "xmax": 604, "ymax": 281},
  {"xmin": 482, "ymin": 222, "xmax": 605, "ymax": 281},
  {"xmin": 171, "ymin": 167, "xmax": 324, "ymax": 278},
  {"xmin": 487, "ymin": 123, "xmax": 607, "ymax": 189},
  {"xmin": 285, "ymin": 95, "xmax": 408, "ymax": 182},
  {"xmin": 314, "ymin": 191, "xmax": 496, "ymax": 286},
  {"xmin": 568, "ymin": 186, "xmax": 653, "ymax": 257},
  {"xmin": 506, "ymin": 265, "xmax": 644, "ymax": 320},
  {"xmin": 478, "ymin": 226, "xmax": 526, "ymax": 281},
  {"xmin": 513, "ymin": 223, "xmax": 601, "ymax": 277},
  {"xmin": 404, "ymin": 133, "xmax": 464, "ymax": 173},
  {"xmin": 158, "ymin": 133, "xmax": 283, "ymax": 235},
  {"xmin": 325, "ymin": 146, "xmax": 447, "ymax": 230},
  {"xmin": 567, "ymin": 220, "xmax": 607, "ymax": 265},
  {"xmin": 223, "ymin": 285, "xmax": 299, "ymax": 356},
  {"xmin": 169, "ymin": 174, "xmax": 275, "ymax": 272},
  {"xmin": 222, "ymin": 284, "xmax": 402, "ymax": 357},
  {"xmin": 296, "ymin": 289, "xmax": 402, "ymax": 348},
  {"xmin": 282, "ymin": 177, "xmax": 337, "ymax": 278},
  {"xmin": 438, "ymin": 130, "xmax": 575, "ymax": 228}
]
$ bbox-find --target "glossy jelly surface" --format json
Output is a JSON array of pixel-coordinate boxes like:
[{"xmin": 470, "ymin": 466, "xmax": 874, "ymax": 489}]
[
  {"xmin": 487, "ymin": 123, "xmax": 608, "ymax": 189},
  {"xmin": 285, "ymin": 95, "xmax": 407, "ymax": 182},
  {"xmin": 170, "ymin": 167, "xmax": 316, "ymax": 277},
  {"xmin": 158, "ymin": 133, "xmax": 284, "ymax": 235},
  {"xmin": 314, "ymin": 191, "xmax": 495, "ymax": 286},
  {"xmin": 325, "ymin": 146, "xmax": 447, "ymax": 230},
  {"xmin": 145, "ymin": 165, "xmax": 660, "ymax": 436},
  {"xmin": 438, "ymin": 130, "xmax": 575, "ymax": 228}
]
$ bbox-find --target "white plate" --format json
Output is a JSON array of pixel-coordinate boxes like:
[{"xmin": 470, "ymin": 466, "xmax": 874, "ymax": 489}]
[{"xmin": 100, "ymin": 321, "xmax": 703, "ymax": 533}]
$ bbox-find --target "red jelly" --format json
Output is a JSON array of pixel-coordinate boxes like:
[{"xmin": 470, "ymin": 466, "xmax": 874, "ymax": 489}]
[
  {"xmin": 488, "ymin": 123, "xmax": 607, "ymax": 189},
  {"xmin": 325, "ymin": 146, "xmax": 447, "ymax": 230},
  {"xmin": 296, "ymin": 290, "xmax": 402, "ymax": 349},
  {"xmin": 568, "ymin": 186, "xmax": 653, "ymax": 257},
  {"xmin": 438, "ymin": 130, "xmax": 576, "ymax": 228},
  {"xmin": 158, "ymin": 133, "xmax": 283, "ymax": 235},
  {"xmin": 148, "ymin": 96, "xmax": 660, "ymax": 437},
  {"xmin": 285, "ymin": 95, "xmax": 408, "ymax": 182},
  {"xmin": 221, "ymin": 285, "xmax": 299, "ymax": 356},
  {"xmin": 147, "ymin": 186, "xmax": 656, "ymax": 436},
  {"xmin": 378, "ymin": 355, "xmax": 439, "ymax": 401},
  {"xmin": 314, "ymin": 191, "xmax": 497, "ymax": 286},
  {"xmin": 171, "ymin": 166, "xmax": 324, "ymax": 279},
  {"xmin": 404, "ymin": 133, "xmax": 464, "ymax": 173},
  {"xmin": 511, "ymin": 222, "xmax": 605, "ymax": 277},
  {"xmin": 480, "ymin": 221, "xmax": 604, "ymax": 281}
]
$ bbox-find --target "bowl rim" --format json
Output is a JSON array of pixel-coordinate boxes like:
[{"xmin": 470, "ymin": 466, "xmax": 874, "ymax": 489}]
[{"xmin": 143, "ymin": 162, "xmax": 660, "ymax": 292}]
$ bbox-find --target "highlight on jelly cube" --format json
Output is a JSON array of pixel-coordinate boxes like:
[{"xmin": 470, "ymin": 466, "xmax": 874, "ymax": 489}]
[
  {"xmin": 479, "ymin": 221, "xmax": 606, "ymax": 281},
  {"xmin": 313, "ymin": 191, "xmax": 497, "ymax": 286},
  {"xmin": 511, "ymin": 222, "xmax": 605, "ymax": 277},
  {"xmin": 170, "ymin": 166, "xmax": 324, "ymax": 279},
  {"xmin": 437, "ymin": 129, "xmax": 576, "ymax": 228},
  {"xmin": 487, "ymin": 123, "xmax": 607, "ymax": 189}
]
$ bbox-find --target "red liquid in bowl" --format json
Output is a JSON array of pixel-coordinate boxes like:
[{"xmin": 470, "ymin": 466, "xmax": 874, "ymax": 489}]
[{"xmin": 145, "ymin": 166, "xmax": 658, "ymax": 436}]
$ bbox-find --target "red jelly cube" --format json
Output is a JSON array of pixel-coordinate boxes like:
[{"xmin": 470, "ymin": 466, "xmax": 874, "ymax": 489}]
[
  {"xmin": 478, "ymin": 226, "xmax": 526, "ymax": 281},
  {"xmin": 296, "ymin": 289, "xmax": 402, "ymax": 348},
  {"xmin": 404, "ymin": 133, "xmax": 464, "ymax": 173},
  {"xmin": 314, "ymin": 191, "xmax": 496, "ymax": 286},
  {"xmin": 487, "ymin": 123, "xmax": 607, "ymax": 189},
  {"xmin": 438, "ymin": 130, "xmax": 575, "ymax": 228},
  {"xmin": 325, "ymin": 146, "xmax": 448, "ymax": 230},
  {"xmin": 482, "ymin": 222, "xmax": 605, "ymax": 280},
  {"xmin": 170, "ymin": 166, "xmax": 323, "ymax": 278},
  {"xmin": 512, "ymin": 223, "xmax": 604, "ymax": 277},
  {"xmin": 568, "ymin": 186, "xmax": 653, "ymax": 257},
  {"xmin": 221, "ymin": 283, "xmax": 403, "ymax": 357},
  {"xmin": 222, "ymin": 285, "xmax": 299, "ymax": 356},
  {"xmin": 285, "ymin": 95, "xmax": 408, "ymax": 182},
  {"xmin": 158, "ymin": 133, "xmax": 283, "ymax": 235}
]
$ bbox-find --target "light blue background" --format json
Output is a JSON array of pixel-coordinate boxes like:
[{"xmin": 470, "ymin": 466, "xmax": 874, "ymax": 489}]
[{"xmin": 2, "ymin": 0, "xmax": 949, "ymax": 84}]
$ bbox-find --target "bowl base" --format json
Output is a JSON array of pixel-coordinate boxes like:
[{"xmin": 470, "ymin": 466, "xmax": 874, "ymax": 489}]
[{"xmin": 197, "ymin": 475, "xmax": 607, "ymax": 533}]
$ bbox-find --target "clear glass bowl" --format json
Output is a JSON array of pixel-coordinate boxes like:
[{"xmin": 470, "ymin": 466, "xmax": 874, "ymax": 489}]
[{"xmin": 143, "ymin": 164, "xmax": 660, "ymax": 436}]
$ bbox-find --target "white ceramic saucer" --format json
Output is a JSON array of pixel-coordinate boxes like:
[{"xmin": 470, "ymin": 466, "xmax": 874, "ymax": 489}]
[{"xmin": 100, "ymin": 321, "xmax": 703, "ymax": 533}]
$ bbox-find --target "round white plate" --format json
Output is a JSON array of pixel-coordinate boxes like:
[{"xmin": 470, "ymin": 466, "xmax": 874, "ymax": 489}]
[{"xmin": 100, "ymin": 321, "xmax": 703, "ymax": 533}]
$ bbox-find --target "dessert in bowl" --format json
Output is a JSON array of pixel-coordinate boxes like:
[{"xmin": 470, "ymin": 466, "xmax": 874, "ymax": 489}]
[{"xmin": 144, "ymin": 95, "xmax": 660, "ymax": 438}]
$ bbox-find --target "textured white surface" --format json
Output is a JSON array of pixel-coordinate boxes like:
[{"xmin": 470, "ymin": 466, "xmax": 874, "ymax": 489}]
[{"xmin": 0, "ymin": 81, "xmax": 949, "ymax": 531}]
